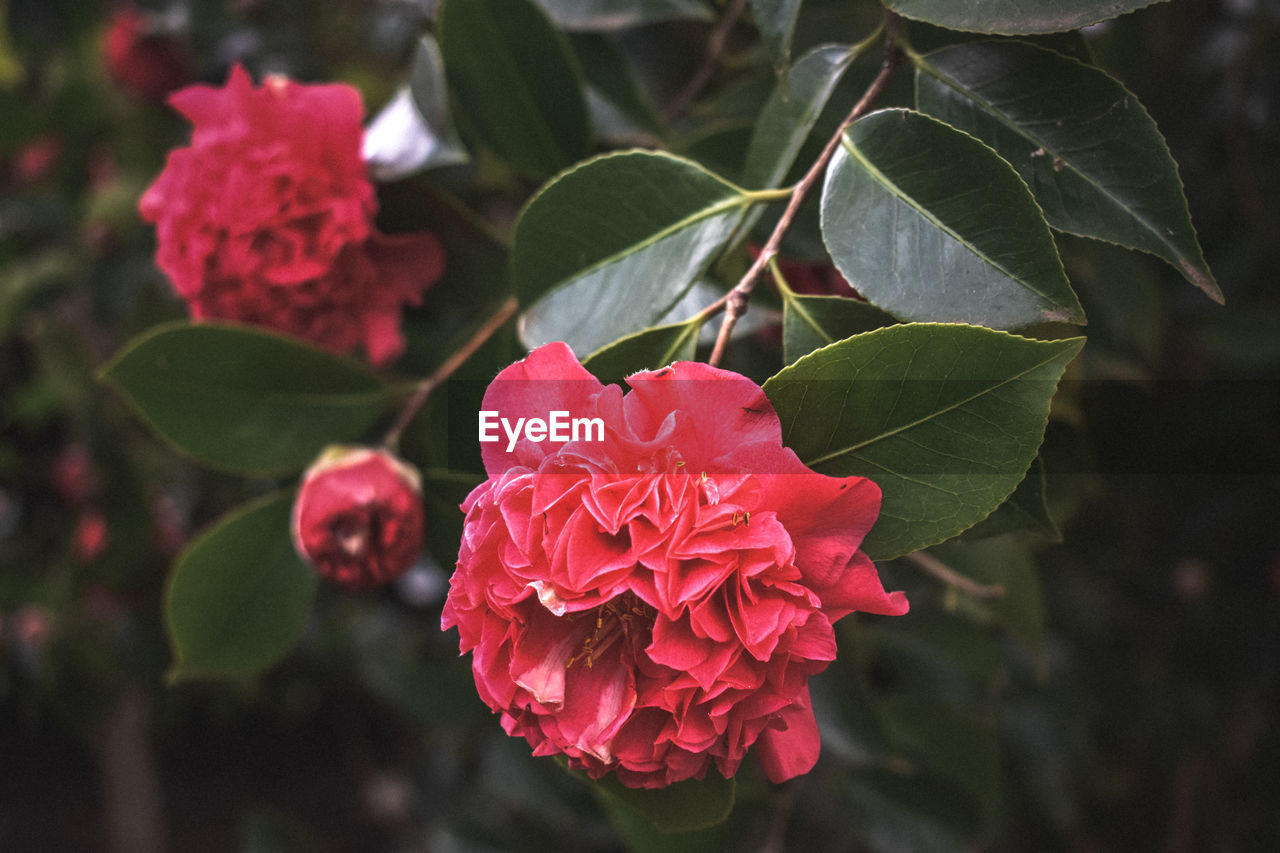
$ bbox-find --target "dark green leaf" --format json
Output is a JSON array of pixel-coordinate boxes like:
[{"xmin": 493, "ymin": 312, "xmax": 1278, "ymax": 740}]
[
  {"xmin": 885, "ymin": 0, "xmax": 1167, "ymax": 34},
  {"xmin": 591, "ymin": 770, "xmax": 736, "ymax": 834},
  {"xmin": 962, "ymin": 455, "xmax": 1060, "ymax": 540},
  {"xmin": 439, "ymin": 0, "xmax": 590, "ymax": 179},
  {"xmin": 763, "ymin": 323, "xmax": 1083, "ymax": 559},
  {"xmin": 533, "ymin": 0, "xmax": 712, "ymax": 30},
  {"xmin": 101, "ymin": 323, "xmax": 394, "ymax": 477},
  {"xmin": 166, "ymin": 493, "xmax": 318, "ymax": 682},
  {"xmin": 742, "ymin": 43, "xmax": 857, "ymax": 189},
  {"xmin": 915, "ymin": 41, "xmax": 1220, "ymax": 302},
  {"xmin": 878, "ymin": 695, "xmax": 1002, "ymax": 823},
  {"xmin": 822, "ymin": 108, "xmax": 1081, "ymax": 329},
  {"xmin": 406, "ymin": 33, "xmax": 468, "ymax": 168},
  {"xmin": 582, "ymin": 319, "xmax": 702, "ymax": 382},
  {"xmin": 571, "ymin": 34, "xmax": 665, "ymax": 138},
  {"xmin": 932, "ymin": 535, "xmax": 1047, "ymax": 651},
  {"xmin": 782, "ymin": 293, "xmax": 896, "ymax": 365},
  {"xmin": 751, "ymin": 0, "xmax": 805, "ymax": 75},
  {"xmin": 421, "ymin": 470, "xmax": 483, "ymax": 569},
  {"xmin": 514, "ymin": 151, "xmax": 752, "ymax": 355}
]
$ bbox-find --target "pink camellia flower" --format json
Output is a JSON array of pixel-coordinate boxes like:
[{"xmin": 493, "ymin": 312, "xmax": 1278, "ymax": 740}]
[
  {"xmin": 292, "ymin": 446, "xmax": 425, "ymax": 590},
  {"xmin": 139, "ymin": 65, "xmax": 444, "ymax": 366},
  {"xmin": 442, "ymin": 343, "xmax": 908, "ymax": 789}
]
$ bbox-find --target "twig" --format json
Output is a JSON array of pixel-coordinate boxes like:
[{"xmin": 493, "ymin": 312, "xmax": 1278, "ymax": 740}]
[
  {"xmin": 381, "ymin": 296, "xmax": 518, "ymax": 448},
  {"xmin": 904, "ymin": 550, "xmax": 1005, "ymax": 599},
  {"xmin": 707, "ymin": 13, "xmax": 903, "ymax": 367},
  {"xmin": 664, "ymin": 0, "xmax": 751, "ymax": 122}
]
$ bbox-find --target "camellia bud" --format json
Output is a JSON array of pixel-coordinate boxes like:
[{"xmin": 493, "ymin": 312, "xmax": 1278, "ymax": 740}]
[{"xmin": 291, "ymin": 446, "xmax": 425, "ymax": 590}]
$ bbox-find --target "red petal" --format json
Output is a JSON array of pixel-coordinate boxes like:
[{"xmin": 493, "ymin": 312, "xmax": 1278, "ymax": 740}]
[{"xmin": 754, "ymin": 686, "xmax": 821, "ymax": 783}]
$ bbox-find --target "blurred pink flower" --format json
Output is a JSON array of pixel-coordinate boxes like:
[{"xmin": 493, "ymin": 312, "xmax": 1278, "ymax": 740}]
[{"xmin": 140, "ymin": 65, "xmax": 444, "ymax": 365}]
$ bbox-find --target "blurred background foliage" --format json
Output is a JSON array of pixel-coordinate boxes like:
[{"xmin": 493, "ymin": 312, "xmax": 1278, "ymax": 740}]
[{"xmin": 1, "ymin": 0, "xmax": 1278, "ymax": 850}]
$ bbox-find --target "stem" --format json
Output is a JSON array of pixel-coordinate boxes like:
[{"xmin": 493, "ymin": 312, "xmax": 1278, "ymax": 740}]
[
  {"xmin": 381, "ymin": 296, "xmax": 518, "ymax": 448},
  {"xmin": 707, "ymin": 12, "xmax": 904, "ymax": 367},
  {"xmin": 904, "ymin": 550, "xmax": 1006, "ymax": 599},
  {"xmin": 664, "ymin": 0, "xmax": 751, "ymax": 122}
]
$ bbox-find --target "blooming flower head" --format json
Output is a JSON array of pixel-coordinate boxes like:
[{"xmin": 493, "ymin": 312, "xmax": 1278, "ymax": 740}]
[
  {"xmin": 292, "ymin": 446, "xmax": 425, "ymax": 590},
  {"xmin": 139, "ymin": 65, "xmax": 444, "ymax": 366},
  {"xmin": 442, "ymin": 343, "xmax": 907, "ymax": 789}
]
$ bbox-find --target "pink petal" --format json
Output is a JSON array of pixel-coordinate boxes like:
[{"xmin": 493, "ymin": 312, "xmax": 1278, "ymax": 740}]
[
  {"xmin": 480, "ymin": 343, "xmax": 605, "ymax": 476},
  {"xmin": 754, "ymin": 686, "xmax": 821, "ymax": 783}
]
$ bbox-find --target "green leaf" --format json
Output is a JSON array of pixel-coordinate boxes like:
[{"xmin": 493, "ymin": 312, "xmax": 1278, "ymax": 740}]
[
  {"xmin": 100, "ymin": 323, "xmax": 394, "ymax": 477},
  {"xmin": 166, "ymin": 493, "xmax": 318, "ymax": 682},
  {"xmin": 822, "ymin": 108, "xmax": 1082, "ymax": 329},
  {"xmin": 762, "ymin": 323, "xmax": 1083, "ymax": 559},
  {"xmin": 439, "ymin": 0, "xmax": 590, "ymax": 179},
  {"xmin": 884, "ymin": 0, "xmax": 1168, "ymax": 34},
  {"xmin": 741, "ymin": 43, "xmax": 857, "ymax": 189},
  {"xmin": 931, "ymin": 536, "xmax": 1047, "ymax": 652},
  {"xmin": 406, "ymin": 33, "xmax": 469, "ymax": 168},
  {"xmin": 782, "ymin": 293, "xmax": 897, "ymax": 365},
  {"xmin": 961, "ymin": 455, "xmax": 1060, "ymax": 540},
  {"xmin": 751, "ymin": 0, "xmax": 804, "ymax": 75},
  {"xmin": 582, "ymin": 319, "xmax": 702, "ymax": 382},
  {"xmin": 914, "ymin": 41, "xmax": 1220, "ymax": 302},
  {"xmin": 533, "ymin": 0, "xmax": 712, "ymax": 30},
  {"xmin": 591, "ymin": 770, "xmax": 736, "ymax": 834},
  {"xmin": 514, "ymin": 151, "xmax": 751, "ymax": 356},
  {"xmin": 571, "ymin": 34, "xmax": 665, "ymax": 138}
]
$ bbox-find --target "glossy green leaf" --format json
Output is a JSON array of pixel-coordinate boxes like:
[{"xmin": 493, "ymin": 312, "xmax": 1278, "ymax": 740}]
[
  {"xmin": 742, "ymin": 43, "xmax": 857, "ymax": 189},
  {"xmin": 514, "ymin": 151, "xmax": 751, "ymax": 355},
  {"xmin": 101, "ymin": 323, "xmax": 394, "ymax": 477},
  {"xmin": 406, "ymin": 33, "xmax": 468, "ymax": 169},
  {"xmin": 751, "ymin": 0, "xmax": 804, "ymax": 75},
  {"xmin": 166, "ymin": 493, "xmax": 318, "ymax": 682},
  {"xmin": 915, "ymin": 41, "xmax": 1220, "ymax": 302},
  {"xmin": 822, "ymin": 109, "xmax": 1082, "ymax": 329},
  {"xmin": 884, "ymin": 0, "xmax": 1167, "ymax": 34},
  {"xmin": 533, "ymin": 0, "xmax": 711, "ymax": 30},
  {"xmin": 439, "ymin": 0, "xmax": 589, "ymax": 179},
  {"xmin": 583, "ymin": 319, "xmax": 702, "ymax": 382},
  {"xmin": 763, "ymin": 323, "xmax": 1083, "ymax": 559},
  {"xmin": 782, "ymin": 293, "xmax": 897, "ymax": 365},
  {"xmin": 961, "ymin": 455, "xmax": 1060, "ymax": 540}
]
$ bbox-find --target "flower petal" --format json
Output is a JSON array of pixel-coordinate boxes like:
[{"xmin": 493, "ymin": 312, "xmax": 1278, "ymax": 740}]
[{"xmin": 754, "ymin": 685, "xmax": 822, "ymax": 783}]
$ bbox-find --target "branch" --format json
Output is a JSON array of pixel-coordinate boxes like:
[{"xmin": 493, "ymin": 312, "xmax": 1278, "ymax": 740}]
[
  {"xmin": 664, "ymin": 0, "xmax": 751, "ymax": 122},
  {"xmin": 904, "ymin": 550, "xmax": 1006, "ymax": 599},
  {"xmin": 707, "ymin": 13, "xmax": 903, "ymax": 367},
  {"xmin": 381, "ymin": 296, "xmax": 518, "ymax": 448}
]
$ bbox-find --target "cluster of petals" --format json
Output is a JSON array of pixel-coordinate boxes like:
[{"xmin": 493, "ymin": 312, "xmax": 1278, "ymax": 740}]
[
  {"xmin": 291, "ymin": 446, "xmax": 425, "ymax": 591},
  {"xmin": 442, "ymin": 343, "xmax": 908, "ymax": 789},
  {"xmin": 139, "ymin": 65, "xmax": 443, "ymax": 366}
]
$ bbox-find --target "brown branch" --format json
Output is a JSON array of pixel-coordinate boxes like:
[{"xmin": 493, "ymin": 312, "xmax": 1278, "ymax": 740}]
[
  {"xmin": 664, "ymin": 0, "xmax": 751, "ymax": 122},
  {"xmin": 707, "ymin": 13, "xmax": 904, "ymax": 367},
  {"xmin": 381, "ymin": 296, "xmax": 518, "ymax": 448},
  {"xmin": 904, "ymin": 550, "xmax": 1006, "ymax": 599}
]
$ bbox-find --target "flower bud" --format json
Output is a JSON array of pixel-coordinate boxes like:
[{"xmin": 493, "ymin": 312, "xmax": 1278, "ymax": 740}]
[{"xmin": 291, "ymin": 446, "xmax": 424, "ymax": 590}]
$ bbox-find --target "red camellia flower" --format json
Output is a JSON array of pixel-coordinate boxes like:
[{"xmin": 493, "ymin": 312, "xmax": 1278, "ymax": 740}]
[
  {"xmin": 442, "ymin": 343, "xmax": 908, "ymax": 789},
  {"xmin": 103, "ymin": 6, "xmax": 195, "ymax": 104},
  {"xmin": 139, "ymin": 65, "xmax": 444, "ymax": 366},
  {"xmin": 292, "ymin": 446, "xmax": 425, "ymax": 590}
]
